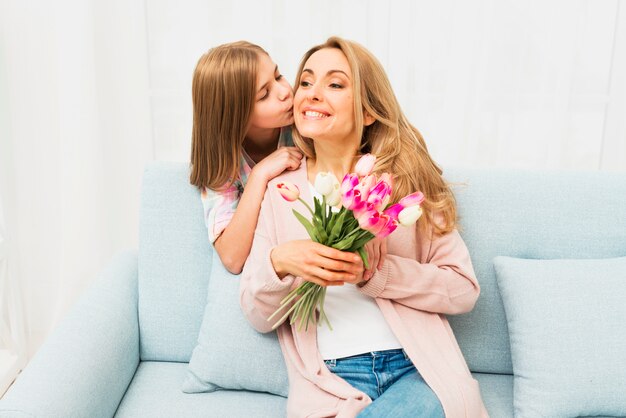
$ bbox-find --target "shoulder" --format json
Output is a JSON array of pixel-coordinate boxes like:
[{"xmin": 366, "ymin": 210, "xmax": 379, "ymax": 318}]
[{"xmin": 267, "ymin": 157, "xmax": 308, "ymax": 189}]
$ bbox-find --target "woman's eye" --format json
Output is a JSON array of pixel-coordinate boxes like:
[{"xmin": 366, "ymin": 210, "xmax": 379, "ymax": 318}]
[
  {"xmin": 299, "ymin": 80, "xmax": 311, "ymax": 87},
  {"xmin": 330, "ymin": 83, "xmax": 343, "ymax": 89}
]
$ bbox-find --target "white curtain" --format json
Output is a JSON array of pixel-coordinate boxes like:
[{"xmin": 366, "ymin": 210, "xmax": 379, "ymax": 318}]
[
  {"xmin": 147, "ymin": 0, "xmax": 626, "ymax": 170},
  {"xmin": 0, "ymin": 0, "xmax": 153, "ymax": 390}
]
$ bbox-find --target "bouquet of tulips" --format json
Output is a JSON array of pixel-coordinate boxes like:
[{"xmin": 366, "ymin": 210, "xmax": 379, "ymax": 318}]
[{"xmin": 268, "ymin": 154, "xmax": 424, "ymax": 331}]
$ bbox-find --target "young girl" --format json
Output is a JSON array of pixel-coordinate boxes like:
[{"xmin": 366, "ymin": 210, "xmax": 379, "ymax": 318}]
[
  {"xmin": 189, "ymin": 41, "xmax": 302, "ymax": 274},
  {"xmin": 240, "ymin": 37, "xmax": 488, "ymax": 417}
]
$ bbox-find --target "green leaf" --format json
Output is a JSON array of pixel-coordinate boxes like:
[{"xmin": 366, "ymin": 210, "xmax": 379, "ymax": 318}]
[
  {"xmin": 293, "ymin": 209, "xmax": 319, "ymax": 242},
  {"xmin": 328, "ymin": 209, "xmax": 348, "ymax": 245},
  {"xmin": 357, "ymin": 246, "xmax": 370, "ymax": 270},
  {"xmin": 317, "ymin": 224, "xmax": 328, "ymax": 244},
  {"xmin": 332, "ymin": 234, "xmax": 356, "ymax": 250},
  {"xmin": 325, "ymin": 211, "xmax": 337, "ymax": 236},
  {"xmin": 348, "ymin": 232, "xmax": 376, "ymax": 252}
]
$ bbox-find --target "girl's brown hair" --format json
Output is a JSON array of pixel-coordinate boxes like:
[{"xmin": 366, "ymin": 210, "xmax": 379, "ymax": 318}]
[
  {"xmin": 293, "ymin": 37, "xmax": 457, "ymax": 235},
  {"xmin": 190, "ymin": 41, "xmax": 267, "ymax": 190}
]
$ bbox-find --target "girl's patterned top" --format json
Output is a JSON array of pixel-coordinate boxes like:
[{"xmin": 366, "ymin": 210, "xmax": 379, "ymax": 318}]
[{"xmin": 200, "ymin": 127, "xmax": 293, "ymax": 244}]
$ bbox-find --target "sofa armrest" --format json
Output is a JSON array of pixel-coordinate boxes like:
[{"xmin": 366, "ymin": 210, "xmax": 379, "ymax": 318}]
[{"xmin": 0, "ymin": 250, "xmax": 140, "ymax": 418}]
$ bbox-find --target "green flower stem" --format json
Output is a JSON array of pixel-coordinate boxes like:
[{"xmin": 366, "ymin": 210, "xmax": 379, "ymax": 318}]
[
  {"xmin": 297, "ymin": 198, "xmax": 315, "ymax": 216},
  {"xmin": 321, "ymin": 196, "xmax": 327, "ymax": 229},
  {"xmin": 271, "ymin": 283, "xmax": 317, "ymax": 330},
  {"xmin": 295, "ymin": 283, "xmax": 321, "ymax": 331},
  {"xmin": 318, "ymin": 288, "xmax": 332, "ymax": 330}
]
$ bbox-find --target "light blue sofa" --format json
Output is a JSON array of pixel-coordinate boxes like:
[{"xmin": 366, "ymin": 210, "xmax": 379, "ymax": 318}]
[{"xmin": 1, "ymin": 162, "xmax": 625, "ymax": 417}]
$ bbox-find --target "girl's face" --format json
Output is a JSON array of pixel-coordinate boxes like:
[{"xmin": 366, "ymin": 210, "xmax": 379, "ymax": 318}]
[
  {"xmin": 248, "ymin": 53, "xmax": 294, "ymax": 131},
  {"xmin": 294, "ymin": 48, "xmax": 357, "ymax": 144}
]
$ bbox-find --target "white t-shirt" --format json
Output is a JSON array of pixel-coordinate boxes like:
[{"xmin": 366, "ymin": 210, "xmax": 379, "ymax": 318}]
[{"xmin": 308, "ymin": 183, "xmax": 402, "ymax": 360}]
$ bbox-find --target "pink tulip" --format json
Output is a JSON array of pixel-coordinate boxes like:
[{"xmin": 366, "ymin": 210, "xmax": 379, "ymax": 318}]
[
  {"xmin": 353, "ymin": 201, "xmax": 376, "ymax": 220},
  {"xmin": 357, "ymin": 210, "xmax": 398, "ymax": 238},
  {"xmin": 356, "ymin": 208, "xmax": 383, "ymax": 232},
  {"xmin": 340, "ymin": 173, "xmax": 360, "ymax": 195},
  {"xmin": 354, "ymin": 174, "xmax": 377, "ymax": 201},
  {"xmin": 341, "ymin": 188, "xmax": 363, "ymax": 210},
  {"xmin": 377, "ymin": 217, "xmax": 398, "ymax": 238},
  {"xmin": 277, "ymin": 181, "xmax": 300, "ymax": 202},
  {"xmin": 379, "ymin": 172, "xmax": 394, "ymax": 188},
  {"xmin": 383, "ymin": 203, "xmax": 404, "ymax": 221},
  {"xmin": 366, "ymin": 179, "xmax": 392, "ymax": 211},
  {"xmin": 355, "ymin": 154, "xmax": 376, "ymax": 177},
  {"xmin": 398, "ymin": 191, "xmax": 425, "ymax": 208}
]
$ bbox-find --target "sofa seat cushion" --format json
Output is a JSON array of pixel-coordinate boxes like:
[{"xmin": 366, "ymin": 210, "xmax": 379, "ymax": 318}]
[
  {"xmin": 115, "ymin": 361, "xmax": 286, "ymax": 418},
  {"xmin": 473, "ymin": 373, "xmax": 513, "ymax": 418}
]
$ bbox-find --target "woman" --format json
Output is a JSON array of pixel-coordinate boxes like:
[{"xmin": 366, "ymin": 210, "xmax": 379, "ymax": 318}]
[{"xmin": 240, "ymin": 37, "xmax": 488, "ymax": 418}]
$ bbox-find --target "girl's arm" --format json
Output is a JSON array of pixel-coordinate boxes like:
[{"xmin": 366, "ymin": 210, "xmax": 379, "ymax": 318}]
[{"xmin": 214, "ymin": 147, "xmax": 301, "ymax": 274}]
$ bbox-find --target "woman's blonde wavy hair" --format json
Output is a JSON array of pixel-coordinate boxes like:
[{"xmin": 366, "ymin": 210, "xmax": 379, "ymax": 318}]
[
  {"xmin": 189, "ymin": 41, "xmax": 267, "ymax": 190},
  {"xmin": 292, "ymin": 37, "xmax": 457, "ymax": 235}
]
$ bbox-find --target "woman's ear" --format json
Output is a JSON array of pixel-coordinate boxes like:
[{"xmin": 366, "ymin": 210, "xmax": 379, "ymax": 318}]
[{"xmin": 363, "ymin": 111, "xmax": 376, "ymax": 127}]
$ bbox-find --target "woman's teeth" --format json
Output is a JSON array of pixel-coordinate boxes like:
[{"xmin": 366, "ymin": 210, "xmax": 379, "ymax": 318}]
[{"xmin": 304, "ymin": 111, "xmax": 328, "ymax": 118}]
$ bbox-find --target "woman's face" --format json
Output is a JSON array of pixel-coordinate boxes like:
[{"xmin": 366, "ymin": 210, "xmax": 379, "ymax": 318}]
[
  {"xmin": 248, "ymin": 53, "xmax": 294, "ymax": 131},
  {"xmin": 294, "ymin": 48, "xmax": 357, "ymax": 144}
]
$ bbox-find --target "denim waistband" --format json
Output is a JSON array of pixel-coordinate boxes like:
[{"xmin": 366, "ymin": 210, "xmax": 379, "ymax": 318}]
[{"xmin": 338, "ymin": 348, "xmax": 405, "ymax": 360}]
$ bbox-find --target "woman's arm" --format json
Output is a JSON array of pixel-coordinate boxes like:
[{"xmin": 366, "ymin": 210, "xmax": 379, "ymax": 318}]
[
  {"xmin": 240, "ymin": 187, "xmax": 364, "ymax": 332},
  {"xmin": 357, "ymin": 228, "xmax": 480, "ymax": 315}
]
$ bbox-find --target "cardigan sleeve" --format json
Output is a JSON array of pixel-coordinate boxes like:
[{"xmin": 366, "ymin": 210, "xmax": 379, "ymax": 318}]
[
  {"xmin": 239, "ymin": 188, "xmax": 296, "ymax": 333},
  {"xmin": 358, "ymin": 227, "xmax": 480, "ymax": 315}
]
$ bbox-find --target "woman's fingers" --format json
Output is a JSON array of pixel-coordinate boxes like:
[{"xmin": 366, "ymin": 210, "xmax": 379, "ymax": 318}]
[{"xmin": 378, "ymin": 238, "xmax": 387, "ymax": 270}]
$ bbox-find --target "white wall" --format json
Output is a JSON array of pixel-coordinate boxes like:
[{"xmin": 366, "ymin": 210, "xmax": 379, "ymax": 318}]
[{"xmin": 146, "ymin": 0, "xmax": 626, "ymax": 171}]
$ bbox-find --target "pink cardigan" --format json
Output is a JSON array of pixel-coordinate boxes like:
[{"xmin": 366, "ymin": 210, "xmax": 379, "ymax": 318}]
[{"xmin": 240, "ymin": 160, "xmax": 489, "ymax": 418}]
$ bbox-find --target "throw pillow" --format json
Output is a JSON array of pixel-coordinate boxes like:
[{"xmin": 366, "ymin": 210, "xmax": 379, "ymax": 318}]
[
  {"xmin": 493, "ymin": 255, "xmax": 626, "ymax": 418},
  {"xmin": 182, "ymin": 250, "xmax": 288, "ymax": 396}
]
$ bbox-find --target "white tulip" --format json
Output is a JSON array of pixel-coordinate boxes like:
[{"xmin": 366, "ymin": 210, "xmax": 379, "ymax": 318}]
[
  {"xmin": 398, "ymin": 205, "xmax": 423, "ymax": 226},
  {"xmin": 314, "ymin": 172, "xmax": 337, "ymax": 197},
  {"xmin": 327, "ymin": 187, "xmax": 342, "ymax": 206}
]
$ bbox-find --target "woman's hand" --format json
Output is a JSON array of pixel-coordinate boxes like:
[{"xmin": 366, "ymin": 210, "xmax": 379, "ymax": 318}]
[
  {"xmin": 251, "ymin": 147, "xmax": 302, "ymax": 183},
  {"xmin": 270, "ymin": 240, "xmax": 364, "ymax": 287},
  {"xmin": 362, "ymin": 237, "xmax": 387, "ymax": 281}
]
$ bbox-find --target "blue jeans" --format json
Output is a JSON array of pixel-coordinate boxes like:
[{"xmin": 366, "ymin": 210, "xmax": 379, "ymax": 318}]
[{"xmin": 324, "ymin": 349, "xmax": 444, "ymax": 418}]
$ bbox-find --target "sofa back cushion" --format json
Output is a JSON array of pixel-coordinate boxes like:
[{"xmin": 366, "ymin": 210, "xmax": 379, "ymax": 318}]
[
  {"xmin": 137, "ymin": 162, "xmax": 626, "ymax": 371},
  {"xmin": 138, "ymin": 162, "xmax": 212, "ymax": 362},
  {"xmin": 445, "ymin": 168, "xmax": 626, "ymax": 374}
]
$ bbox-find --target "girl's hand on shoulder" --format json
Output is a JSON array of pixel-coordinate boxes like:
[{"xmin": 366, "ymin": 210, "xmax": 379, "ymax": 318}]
[
  {"xmin": 362, "ymin": 237, "xmax": 387, "ymax": 282},
  {"xmin": 270, "ymin": 240, "xmax": 364, "ymax": 287},
  {"xmin": 253, "ymin": 147, "xmax": 302, "ymax": 183}
]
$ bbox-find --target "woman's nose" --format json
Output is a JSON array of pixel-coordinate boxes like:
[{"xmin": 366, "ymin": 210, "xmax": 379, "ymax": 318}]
[{"xmin": 305, "ymin": 83, "xmax": 321, "ymax": 102}]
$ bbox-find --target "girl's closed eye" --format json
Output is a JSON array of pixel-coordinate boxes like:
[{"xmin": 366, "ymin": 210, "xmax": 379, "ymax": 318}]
[{"xmin": 258, "ymin": 90, "xmax": 269, "ymax": 101}]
